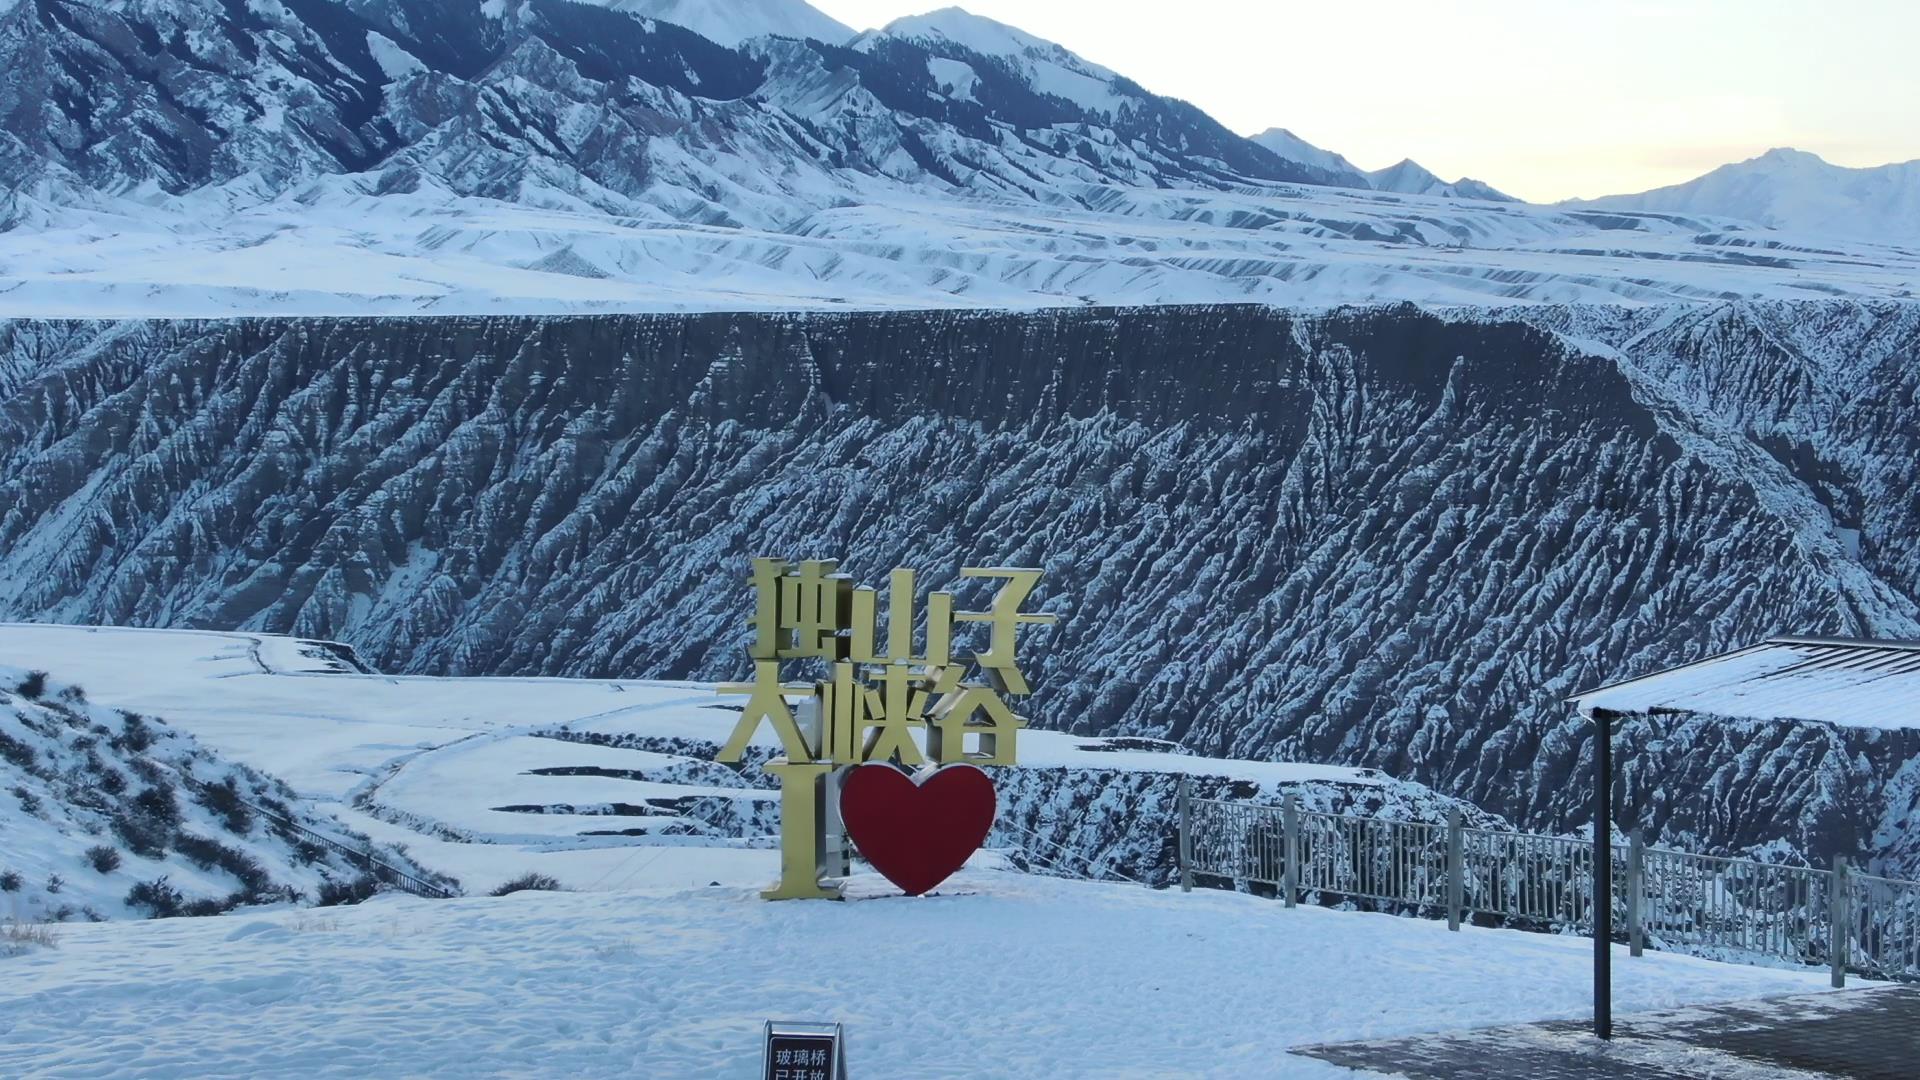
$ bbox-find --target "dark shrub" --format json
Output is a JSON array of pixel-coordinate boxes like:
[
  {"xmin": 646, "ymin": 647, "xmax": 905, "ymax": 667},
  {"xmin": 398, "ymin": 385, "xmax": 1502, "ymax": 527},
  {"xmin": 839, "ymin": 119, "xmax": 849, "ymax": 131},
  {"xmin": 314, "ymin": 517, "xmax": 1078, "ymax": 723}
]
[
  {"xmin": 220, "ymin": 851, "xmax": 272, "ymax": 894},
  {"xmin": 180, "ymin": 897, "xmax": 232, "ymax": 918},
  {"xmin": 317, "ymin": 874, "xmax": 381, "ymax": 907},
  {"xmin": 132, "ymin": 784, "xmax": 181, "ymax": 828},
  {"xmin": 0, "ymin": 731, "xmax": 35, "ymax": 769},
  {"xmin": 0, "ymin": 868, "xmax": 20, "ymax": 891},
  {"xmin": 11, "ymin": 786, "xmax": 41, "ymax": 814},
  {"xmin": 15, "ymin": 671, "xmax": 47, "ymax": 699},
  {"xmin": 57, "ymin": 685, "xmax": 86, "ymax": 705},
  {"xmin": 111, "ymin": 811, "xmax": 169, "ymax": 858},
  {"xmin": 97, "ymin": 766, "xmax": 127, "ymax": 795},
  {"xmin": 129, "ymin": 758, "xmax": 165, "ymax": 785},
  {"xmin": 489, "ymin": 872, "xmax": 563, "ymax": 896},
  {"xmin": 45, "ymin": 873, "xmax": 63, "ymax": 894},
  {"xmin": 172, "ymin": 831, "xmax": 224, "ymax": 869},
  {"xmin": 126, "ymin": 877, "xmax": 183, "ymax": 918},
  {"xmin": 115, "ymin": 712, "xmax": 153, "ymax": 752},
  {"xmin": 84, "ymin": 845, "xmax": 122, "ymax": 874},
  {"xmin": 49, "ymin": 904, "xmax": 75, "ymax": 922},
  {"xmin": 174, "ymin": 832, "xmax": 271, "ymax": 893},
  {"xmin": 194, "ymin": 776, "xmax": 253, "ymax": 834}
]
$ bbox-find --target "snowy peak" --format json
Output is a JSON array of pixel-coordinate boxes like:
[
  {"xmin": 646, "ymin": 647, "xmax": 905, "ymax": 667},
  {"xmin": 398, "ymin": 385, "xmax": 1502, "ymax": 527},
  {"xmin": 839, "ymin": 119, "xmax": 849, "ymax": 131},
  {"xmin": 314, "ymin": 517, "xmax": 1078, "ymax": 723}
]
[
  {"xmin": 592, "ymin": 0, "xmax": 853, "ymax": 47},
  {"xmin": 1368, "ymin": 159, "xmax": 1445, "ymax": 193},
  {"xmin": 1573, "ymin": 147, "xmax": 1920, "ymax": 242},
  {"xmin": 862, "ymin": 5, "xmax": 1126, "ymax": 120},
  {"xmin": 877, "ymin": 6, "xmax": 1117, "ymax": 79},
  {"xmin": 1249, "ymin": 128, "xmax": 1370, "ymax": 189},
  {"xmin": 1368, "ymin": 158, "xmax": 1518, "ymax": 202}
]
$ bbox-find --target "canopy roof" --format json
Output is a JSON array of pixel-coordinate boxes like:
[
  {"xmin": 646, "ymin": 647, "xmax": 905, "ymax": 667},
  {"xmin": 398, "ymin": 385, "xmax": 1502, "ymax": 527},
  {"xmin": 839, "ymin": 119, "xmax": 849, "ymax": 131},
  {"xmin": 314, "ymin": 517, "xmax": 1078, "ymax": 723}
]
[{"xmin": 1572, "ymin": 636, "xmax": 1920, "ymax": 732}]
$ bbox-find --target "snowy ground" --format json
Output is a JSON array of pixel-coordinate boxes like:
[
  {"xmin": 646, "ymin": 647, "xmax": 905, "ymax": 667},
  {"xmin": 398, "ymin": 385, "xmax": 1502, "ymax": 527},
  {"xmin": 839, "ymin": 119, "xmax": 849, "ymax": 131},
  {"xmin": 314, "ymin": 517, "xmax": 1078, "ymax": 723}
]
[
  {"xmin": 0, "ymin": 624, "xmax": 1391, "ymax": 895},
  {"xmin": 0, "ymin": 622, "xmax": 1854, "ymax": 1076},
  {"xmin": 0, "ymin": 867, "xmax": 1838, "ymax": 1079},
  {"xmin": 4, "ymin": 178, "xmax": 1915, "ymax": 317}
]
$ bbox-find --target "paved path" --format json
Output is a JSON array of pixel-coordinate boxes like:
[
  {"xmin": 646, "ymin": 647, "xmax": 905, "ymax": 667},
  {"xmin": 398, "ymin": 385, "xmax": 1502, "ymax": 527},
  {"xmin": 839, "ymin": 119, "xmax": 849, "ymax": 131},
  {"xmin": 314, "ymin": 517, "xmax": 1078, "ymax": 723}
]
[{"xmin": 1293, "ymin": 986, "xmax": 1919, "ymax": 1079}]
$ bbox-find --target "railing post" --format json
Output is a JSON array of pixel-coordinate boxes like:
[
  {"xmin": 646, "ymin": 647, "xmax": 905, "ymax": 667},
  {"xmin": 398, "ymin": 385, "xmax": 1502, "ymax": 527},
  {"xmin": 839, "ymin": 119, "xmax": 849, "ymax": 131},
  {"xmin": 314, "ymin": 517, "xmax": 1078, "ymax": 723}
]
[
  {"xmin": 1627, "ymin": 831, "xmax": 1644, "ymax": 957},
  {"xmin": 1830, "ymin": 854, "xmax": 1849, "ymax": 988},
  {"xmin": 1281, "ymin": 794, "xmax": 1299, "ymax": 909},
  {"xmin": 1177, "ymin": 777, "xmax": 1193, "ymax": 894},
  {"xmin": 1446, "ymin": 808, "xmax": 1464, "ymax": 931}
]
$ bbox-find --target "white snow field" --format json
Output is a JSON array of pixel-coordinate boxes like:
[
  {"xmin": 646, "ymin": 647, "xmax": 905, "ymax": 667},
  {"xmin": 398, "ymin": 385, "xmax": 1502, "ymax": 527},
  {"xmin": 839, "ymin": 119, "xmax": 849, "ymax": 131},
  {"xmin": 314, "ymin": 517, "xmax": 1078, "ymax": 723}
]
[
  {"xmin": 0, "ymin": 868, "xmax": 1837, "ymax": 1079},
  {"xmin": 5, "ymin": 178, "xmax": 1916, "ymax": 318}
]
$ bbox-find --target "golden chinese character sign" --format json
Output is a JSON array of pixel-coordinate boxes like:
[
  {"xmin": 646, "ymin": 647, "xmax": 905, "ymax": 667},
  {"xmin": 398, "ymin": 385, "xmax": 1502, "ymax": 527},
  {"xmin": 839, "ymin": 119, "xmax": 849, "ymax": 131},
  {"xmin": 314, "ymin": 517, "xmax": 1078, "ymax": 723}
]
[{"xmin": 715, "ymin": 558, "xmax": 1056, "ymax": 899}]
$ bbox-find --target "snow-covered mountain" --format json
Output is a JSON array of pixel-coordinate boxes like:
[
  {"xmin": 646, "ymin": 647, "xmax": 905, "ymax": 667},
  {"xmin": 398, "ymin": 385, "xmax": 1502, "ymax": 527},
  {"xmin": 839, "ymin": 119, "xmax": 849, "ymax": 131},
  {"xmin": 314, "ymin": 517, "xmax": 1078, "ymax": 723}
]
[
  {"xmin": 1246, "ymin": 131, "xmax": 1518, "ymax": 203},
  {"xmin": 595, "ymin": 0, "xmax": 853, "ymax": 46},
  {"xmin": 1368, "ymin": 158, "xmax": 1517, "ymax": 202},
  {"xmin": 2, "ymin": 0, "xmax": 1909, "ymax": 314},
  {"xmin": 4, "ymin": 301, "xmax": 1918, "ymax": 877},
  {"xmin": 1248, "ymin": 127, "xmax": 1371, "ymax": 189},
  {"xmin": 1572, "ymin": 148, "xmax": 1920, "ymax": 243}
]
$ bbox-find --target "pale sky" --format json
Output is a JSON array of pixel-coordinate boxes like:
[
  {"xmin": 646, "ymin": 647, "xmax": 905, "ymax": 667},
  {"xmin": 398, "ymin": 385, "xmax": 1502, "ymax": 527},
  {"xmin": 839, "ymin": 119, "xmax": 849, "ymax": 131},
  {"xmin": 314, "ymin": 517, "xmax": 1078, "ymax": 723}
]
[{"xmin": 809, "ymin": 0, "xmax": 1920, "ymax": 203}]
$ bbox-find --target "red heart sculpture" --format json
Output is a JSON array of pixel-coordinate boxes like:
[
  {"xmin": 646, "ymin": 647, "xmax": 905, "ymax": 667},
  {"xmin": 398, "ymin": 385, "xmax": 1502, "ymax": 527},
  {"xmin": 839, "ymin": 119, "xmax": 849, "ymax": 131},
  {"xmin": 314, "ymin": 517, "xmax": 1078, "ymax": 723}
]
[{"xmin": 838, "ymin": 763, "xmax": 997, "ymax": 896}]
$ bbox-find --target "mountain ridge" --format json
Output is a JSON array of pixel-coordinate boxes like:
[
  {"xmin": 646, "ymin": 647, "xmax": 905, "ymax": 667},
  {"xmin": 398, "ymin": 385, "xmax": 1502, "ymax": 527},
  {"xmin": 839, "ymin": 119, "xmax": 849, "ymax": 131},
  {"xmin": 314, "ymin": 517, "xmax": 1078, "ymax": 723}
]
[
  {"xmin": 1, "ymin": 0, "xmax": 1913, "ymax": 313},
  {"xmin": 593, "ymin": 0, "xmax": 854, "ymax": 46}
]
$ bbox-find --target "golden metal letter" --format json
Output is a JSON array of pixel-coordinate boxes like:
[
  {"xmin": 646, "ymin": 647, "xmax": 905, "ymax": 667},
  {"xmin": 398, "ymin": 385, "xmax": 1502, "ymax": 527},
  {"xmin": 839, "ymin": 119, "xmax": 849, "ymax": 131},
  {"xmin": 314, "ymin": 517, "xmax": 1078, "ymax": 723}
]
[
  {"xmin": 761, "ymin": 760, "xmax": 842, "ymax": 900},
  {"xmin": 715, "ymin": 660, "xmax": 814, "ymax": 762},
  {"xmin": 954, "ymin": 567, "xmax": 1057, "ymax": 695}
]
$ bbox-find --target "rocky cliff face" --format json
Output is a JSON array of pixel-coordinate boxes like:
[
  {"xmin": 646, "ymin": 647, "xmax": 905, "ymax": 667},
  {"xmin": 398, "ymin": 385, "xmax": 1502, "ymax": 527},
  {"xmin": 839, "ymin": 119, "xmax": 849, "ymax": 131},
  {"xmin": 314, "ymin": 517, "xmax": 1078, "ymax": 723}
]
[{"xmin": 1, "ymin": 301, "xmax": 1917, "ymax": 873}]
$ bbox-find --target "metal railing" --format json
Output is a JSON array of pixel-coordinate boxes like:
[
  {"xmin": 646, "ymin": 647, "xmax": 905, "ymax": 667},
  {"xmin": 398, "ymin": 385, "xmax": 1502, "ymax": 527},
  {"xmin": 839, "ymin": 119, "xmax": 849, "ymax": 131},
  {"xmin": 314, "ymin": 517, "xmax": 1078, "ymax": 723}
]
[
  {"xmin": 1177, "ymin": 782, "xmax": 1919, "ymax": 985},
  {"xmin": 241, "ymin": 799, "xmax": 458, "ymax": 900}
]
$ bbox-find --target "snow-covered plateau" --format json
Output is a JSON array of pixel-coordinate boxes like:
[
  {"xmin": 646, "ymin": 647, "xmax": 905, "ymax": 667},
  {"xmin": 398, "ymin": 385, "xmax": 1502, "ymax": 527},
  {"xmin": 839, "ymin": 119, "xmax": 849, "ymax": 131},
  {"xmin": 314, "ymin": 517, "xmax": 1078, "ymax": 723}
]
[
  {"xmin": 0, "ymin": 624, "xmax": 1851, "ymax": 1076},
  {"xmin": 0, "ymin": 0, "xmax": 1914, "ymax": 315}
]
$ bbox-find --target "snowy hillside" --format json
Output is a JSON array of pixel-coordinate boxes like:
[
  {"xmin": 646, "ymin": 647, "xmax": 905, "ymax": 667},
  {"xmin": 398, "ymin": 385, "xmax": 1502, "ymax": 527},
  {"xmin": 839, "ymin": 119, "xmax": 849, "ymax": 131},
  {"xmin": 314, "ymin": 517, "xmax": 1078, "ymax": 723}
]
[
  {"xmin": 1572, "ymin": 148, "xmax": 1920, "ymax": 243},
  {"xmin": 0, "ymin": 0, "xmax": 1912, "ymax": 314},
  {"xmin": 0, "ymin": 665, "xmax": 443, "ymax": 923},
  {"xmin": 4, "ymin": 302, "xmax": 1919, "ymax": 879},
  {"xmin": 0, "ymin": 868, "xmax": 1838, "ymax": 1078}
]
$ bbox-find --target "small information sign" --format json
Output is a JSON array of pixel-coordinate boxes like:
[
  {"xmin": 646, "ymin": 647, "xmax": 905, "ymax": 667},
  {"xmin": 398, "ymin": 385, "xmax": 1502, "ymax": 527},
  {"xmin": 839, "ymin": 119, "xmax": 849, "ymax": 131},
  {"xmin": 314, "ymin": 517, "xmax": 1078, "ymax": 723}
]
[{"xmin": 763, "ymin": 1020, "xmax": 846, "ymax": 1080}]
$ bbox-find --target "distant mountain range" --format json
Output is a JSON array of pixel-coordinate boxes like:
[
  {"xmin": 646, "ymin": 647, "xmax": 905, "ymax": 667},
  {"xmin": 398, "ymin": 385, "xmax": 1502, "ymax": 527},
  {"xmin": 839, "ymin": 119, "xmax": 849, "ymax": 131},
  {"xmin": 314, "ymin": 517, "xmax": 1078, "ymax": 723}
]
[
  {"xmin": 1249, "ymin": 129, "xmax": 1518, "ymax": 203},
  {"xmin": 0, "ymin": 0, "xmax": 1911, "ymax": 314},
  {"xmin": 1568, "ymin": 148, "xmax": 1920, "ymax": 244}
]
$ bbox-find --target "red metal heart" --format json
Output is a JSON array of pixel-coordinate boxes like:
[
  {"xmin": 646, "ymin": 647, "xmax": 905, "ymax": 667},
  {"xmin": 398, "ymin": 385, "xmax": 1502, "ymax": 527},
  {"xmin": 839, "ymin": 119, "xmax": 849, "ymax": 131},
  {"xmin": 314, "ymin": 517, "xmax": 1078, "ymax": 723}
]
[{"xmin": 838, "ymin": 763, "xmax": 997, "ymax": 896}]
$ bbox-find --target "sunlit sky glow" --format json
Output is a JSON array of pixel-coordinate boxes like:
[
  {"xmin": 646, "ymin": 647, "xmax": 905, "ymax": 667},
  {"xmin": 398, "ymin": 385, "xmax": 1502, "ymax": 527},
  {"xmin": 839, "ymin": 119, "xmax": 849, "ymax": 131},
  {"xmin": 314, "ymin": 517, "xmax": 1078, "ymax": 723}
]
[{"xmin": 809, "ymin": 0, "xmax": 1920, "ymax": 203}]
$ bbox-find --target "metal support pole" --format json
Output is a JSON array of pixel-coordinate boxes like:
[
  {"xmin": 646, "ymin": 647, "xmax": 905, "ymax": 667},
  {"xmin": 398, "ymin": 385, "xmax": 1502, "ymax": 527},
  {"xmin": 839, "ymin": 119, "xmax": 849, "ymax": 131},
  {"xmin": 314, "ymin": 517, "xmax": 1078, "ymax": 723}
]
[
  {"xmin": 1281, "ymin": 794, "xmax": 1299, "ymax": 909},
  {"xmin": 1628, "ymin": 830, "xmax": 1644, "ymax": 958},
  {"xmin": 1177, "ymin": 776, "xmax": 1193, "ymax": 893},
  {"xmin": 1830, "ymin": 854, "xmax": 1849, "ymax": 988},
  {"xmin": 1592, "ymin": 707, "xmax": 1614, "ymax": 1041},
  {"xmin": 820, "ymin": 766, "xmax": 850, "ymax": 879},
  {"xmin": 1446, "ymin": 808, "xmax": 1464, "ymax": 932},
  {"xmin": 799, "ymin": 697, "xmax": 850, "ymax": 880}
]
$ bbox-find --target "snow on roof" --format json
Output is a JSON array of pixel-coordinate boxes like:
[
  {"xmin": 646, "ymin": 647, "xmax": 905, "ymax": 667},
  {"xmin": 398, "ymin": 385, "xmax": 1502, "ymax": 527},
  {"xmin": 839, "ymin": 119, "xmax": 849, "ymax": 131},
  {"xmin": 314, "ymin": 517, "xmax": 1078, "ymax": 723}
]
[{"xmin": 1572, "ymin": 636, "xmax": 1920, "ymax": 731}]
